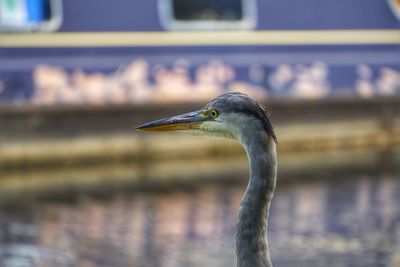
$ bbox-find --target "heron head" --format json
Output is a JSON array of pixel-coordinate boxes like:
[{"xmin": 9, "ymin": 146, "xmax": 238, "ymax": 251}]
[{"xmin": 136, "ymin": 92, "xmax": 277, "ymax": 144}]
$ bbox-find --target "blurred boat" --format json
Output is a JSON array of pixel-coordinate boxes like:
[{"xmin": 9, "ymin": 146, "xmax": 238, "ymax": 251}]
[
  {"xmin": 0, "ymin": 0, "xmax": 399, "ymax": 171},
  {"xmin": 0, "ymin": 0, "xmax": 399, "ymax": 106}
]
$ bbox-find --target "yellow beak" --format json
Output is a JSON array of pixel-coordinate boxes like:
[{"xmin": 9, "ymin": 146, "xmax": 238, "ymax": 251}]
[{"xmin": 136, "ymin": 110, "xmax": 208, "ymax": 132}]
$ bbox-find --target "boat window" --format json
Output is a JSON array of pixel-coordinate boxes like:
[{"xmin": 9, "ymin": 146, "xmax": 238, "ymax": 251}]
[
  {"xmin": 0, "ymin": 0, "xmax": 62, "ymax": 32},
  {"xmin": 159, "ymin": 0, "xmax": 256, "ymax": 30}
]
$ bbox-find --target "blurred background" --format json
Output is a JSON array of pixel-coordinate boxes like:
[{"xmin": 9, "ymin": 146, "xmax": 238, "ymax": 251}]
[{"xmin": 0, "ymin": 0, "xmax": 400, "ymax": 266}]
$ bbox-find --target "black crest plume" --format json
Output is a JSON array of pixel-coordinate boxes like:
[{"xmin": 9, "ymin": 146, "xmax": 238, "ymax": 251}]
[{"xmin": 207, "ymin": 92, "xmax": 277, "ymax": 143}]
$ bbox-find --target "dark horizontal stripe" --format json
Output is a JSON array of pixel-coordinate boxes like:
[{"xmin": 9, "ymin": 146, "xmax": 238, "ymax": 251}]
[{"xmin": 1, "ymin": 50, "xmax": 400, "ymax": 72}]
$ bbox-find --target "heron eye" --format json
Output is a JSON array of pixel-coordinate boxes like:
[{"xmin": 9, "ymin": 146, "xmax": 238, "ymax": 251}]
[{"xmin": 210, "ymin": 109, "xmax": 219, "ymax": 118}]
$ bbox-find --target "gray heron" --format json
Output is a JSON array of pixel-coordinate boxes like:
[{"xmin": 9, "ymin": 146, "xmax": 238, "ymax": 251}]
[{"xmin": 136, "ymin": 92, "xmax": 277, "ymax": 267}]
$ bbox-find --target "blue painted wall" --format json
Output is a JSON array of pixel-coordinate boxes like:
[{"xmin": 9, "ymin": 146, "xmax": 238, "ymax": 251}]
[
  {"xmin": 0, "ymin": 0, "xmax": 399, "ymax": 105},
  {"xmin": 58, "ymin": 0, "xmax": 400, "ymax": 31}
]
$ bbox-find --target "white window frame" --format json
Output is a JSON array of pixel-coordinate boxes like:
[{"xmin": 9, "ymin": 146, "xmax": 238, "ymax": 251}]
[
  {"xmin": 158, "ymin": 0, "xmax": 257, "ymax": 31},
  {"xmin": 0, "ymin": 0, "xmax": 62, "ymax": 32},
  {"xmin": 387, "ymin": 0, "xmax": 400, "ymax": 21}
]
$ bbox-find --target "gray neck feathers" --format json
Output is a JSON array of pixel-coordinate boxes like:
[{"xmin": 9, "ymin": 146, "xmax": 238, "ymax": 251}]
[{"xmin": 236, "ymin": 131, "xmax": 277, "ymax": 267}]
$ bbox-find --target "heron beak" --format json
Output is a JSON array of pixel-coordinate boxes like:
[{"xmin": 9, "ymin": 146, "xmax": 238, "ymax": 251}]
[{"xmin": 136, "ymin": 110, "xmax": 208, "ymax": 132}]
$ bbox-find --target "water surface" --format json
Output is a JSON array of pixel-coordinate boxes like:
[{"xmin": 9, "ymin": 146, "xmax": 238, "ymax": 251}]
[{"xmin": 0, "ymin": 173, "xmax": 399, "ymax": 267}]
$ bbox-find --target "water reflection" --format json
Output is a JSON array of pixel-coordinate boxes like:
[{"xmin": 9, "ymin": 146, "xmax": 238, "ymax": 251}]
[{"xmin": 0, "ymin": 174, "xmax": 399, "ymax": 267}]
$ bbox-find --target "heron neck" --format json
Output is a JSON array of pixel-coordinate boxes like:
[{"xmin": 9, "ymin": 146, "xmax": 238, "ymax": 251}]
[{"xmin": 236, "ymin": 133, "xmax": 277, "ymax": 267}]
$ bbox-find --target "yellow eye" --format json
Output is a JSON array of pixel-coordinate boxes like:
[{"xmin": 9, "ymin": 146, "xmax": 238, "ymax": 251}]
[{"xmin": 210, "ymin": 109, "xmax": 219, "ymax": 118}]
